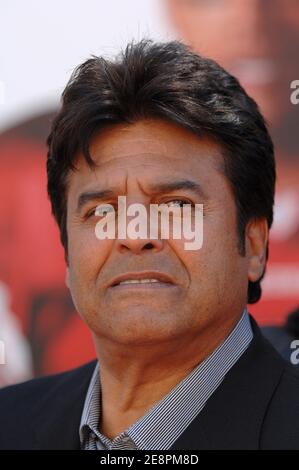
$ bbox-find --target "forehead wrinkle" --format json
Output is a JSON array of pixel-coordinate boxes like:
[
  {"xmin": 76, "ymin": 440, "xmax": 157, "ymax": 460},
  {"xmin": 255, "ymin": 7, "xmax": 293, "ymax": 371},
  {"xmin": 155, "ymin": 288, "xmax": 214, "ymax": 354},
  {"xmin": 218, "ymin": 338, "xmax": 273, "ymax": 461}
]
[
  {"xmin": 88, "ymin": 151, "xmax": 175, "ymax": 170},
  {"xmin": 119, "ymin": 172, "xmax": 155, "ymax": 198},
  {"xmin": 89, "ymin": 133, "xmax": 170, "ymax": 162}
]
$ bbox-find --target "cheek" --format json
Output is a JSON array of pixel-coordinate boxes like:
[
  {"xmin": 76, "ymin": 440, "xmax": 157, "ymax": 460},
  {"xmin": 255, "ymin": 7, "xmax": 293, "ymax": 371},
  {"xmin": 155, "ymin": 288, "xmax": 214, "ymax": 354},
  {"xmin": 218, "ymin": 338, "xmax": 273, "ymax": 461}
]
[
  {"xmin": 68, "ymin": 228, "xmax": 112, "ymax": 286},
  {"xmin": 179, "ymin": 213, "xmax": 245, "ymax": 290}
]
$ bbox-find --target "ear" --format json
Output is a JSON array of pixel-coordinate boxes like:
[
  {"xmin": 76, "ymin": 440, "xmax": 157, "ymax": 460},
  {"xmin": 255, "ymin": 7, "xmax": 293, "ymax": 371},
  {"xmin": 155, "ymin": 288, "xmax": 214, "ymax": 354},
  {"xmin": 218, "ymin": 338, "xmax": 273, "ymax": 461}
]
[
  {"xmin": 245, "ymin": 218, "xmax": 269, "ymax": 283},
  {"xmin": 65, "ymin": 267, "xmax": 70, "ymax": 289}
]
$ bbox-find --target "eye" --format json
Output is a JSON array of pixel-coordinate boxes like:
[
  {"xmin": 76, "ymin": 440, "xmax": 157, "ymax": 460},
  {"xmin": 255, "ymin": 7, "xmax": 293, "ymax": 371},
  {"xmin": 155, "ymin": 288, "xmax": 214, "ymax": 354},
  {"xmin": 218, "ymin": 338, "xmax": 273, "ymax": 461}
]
[
  {"xmin": 87, "ymin": 204, "xmax": 115, "ymax": 218},
  {"xmin": 164, "ymin": 199, "xmax": 194, "ymax": 208}
]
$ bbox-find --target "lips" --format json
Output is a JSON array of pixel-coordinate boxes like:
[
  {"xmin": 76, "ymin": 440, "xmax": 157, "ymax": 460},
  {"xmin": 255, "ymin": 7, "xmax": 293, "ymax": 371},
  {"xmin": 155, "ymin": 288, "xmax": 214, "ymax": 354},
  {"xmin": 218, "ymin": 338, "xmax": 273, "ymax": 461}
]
[{"xmin": 109, "ymin": 271, "xmax": 175, "ymax": 288}]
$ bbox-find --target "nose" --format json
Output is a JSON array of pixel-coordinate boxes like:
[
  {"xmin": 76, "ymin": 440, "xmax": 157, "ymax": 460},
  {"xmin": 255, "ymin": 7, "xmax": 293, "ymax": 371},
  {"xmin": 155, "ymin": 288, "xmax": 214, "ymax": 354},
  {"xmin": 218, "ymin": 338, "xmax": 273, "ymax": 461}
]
[
  {"xmin": 115, "ymin": 231, "xmax": 164, "ymax": 255},
  {"xmin": 116, "ymin": 237, "xmax": 164, "ymax": 255},
  {"xmin": 114, "ymin": 200, "xmax": 164, "ymax": 255}
]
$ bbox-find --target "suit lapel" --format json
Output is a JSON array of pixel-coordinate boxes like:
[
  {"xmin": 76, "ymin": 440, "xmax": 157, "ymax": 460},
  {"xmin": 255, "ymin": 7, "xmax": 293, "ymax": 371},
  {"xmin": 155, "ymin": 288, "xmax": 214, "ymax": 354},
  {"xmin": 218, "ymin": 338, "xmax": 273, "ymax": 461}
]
[{"xmin": 169, "ymin": 318, "xmax": 285, "ymax": 450}]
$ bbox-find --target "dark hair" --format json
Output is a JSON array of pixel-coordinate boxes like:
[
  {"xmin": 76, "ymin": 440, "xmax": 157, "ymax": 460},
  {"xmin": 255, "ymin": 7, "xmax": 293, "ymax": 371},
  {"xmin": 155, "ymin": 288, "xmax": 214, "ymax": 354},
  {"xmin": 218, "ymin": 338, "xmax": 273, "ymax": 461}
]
[{"xmin": 47, "ymin": 39, "xmax": 275, "ymax": 304}]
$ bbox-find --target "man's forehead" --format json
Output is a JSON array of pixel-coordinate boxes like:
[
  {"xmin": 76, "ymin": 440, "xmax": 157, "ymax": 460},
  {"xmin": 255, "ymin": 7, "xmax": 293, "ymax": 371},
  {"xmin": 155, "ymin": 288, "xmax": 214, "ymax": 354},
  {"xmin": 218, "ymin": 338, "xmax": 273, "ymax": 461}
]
[
  {"xmin": 74, "ymin": 119, "xmax": 224, "ymax": 170},
  {"xmin": 65, "ymin": 120, "xmax": 230, "ymax": 210}
]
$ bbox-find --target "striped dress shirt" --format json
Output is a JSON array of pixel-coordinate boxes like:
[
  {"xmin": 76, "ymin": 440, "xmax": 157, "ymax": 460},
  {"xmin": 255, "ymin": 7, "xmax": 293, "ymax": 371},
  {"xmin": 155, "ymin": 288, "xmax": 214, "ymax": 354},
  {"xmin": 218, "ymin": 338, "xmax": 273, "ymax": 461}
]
[{"xmin": 80, "ymin": 309, "xmax": 253, "ymax": 450}]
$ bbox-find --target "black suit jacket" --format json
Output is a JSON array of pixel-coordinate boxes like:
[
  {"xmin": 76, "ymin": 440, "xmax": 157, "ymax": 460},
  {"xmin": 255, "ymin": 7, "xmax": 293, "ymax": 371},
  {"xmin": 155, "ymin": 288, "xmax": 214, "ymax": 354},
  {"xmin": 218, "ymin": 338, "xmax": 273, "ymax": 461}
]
[{"xmin": 0, "ymin": 316, "xmax": 299, "ymax": 450}]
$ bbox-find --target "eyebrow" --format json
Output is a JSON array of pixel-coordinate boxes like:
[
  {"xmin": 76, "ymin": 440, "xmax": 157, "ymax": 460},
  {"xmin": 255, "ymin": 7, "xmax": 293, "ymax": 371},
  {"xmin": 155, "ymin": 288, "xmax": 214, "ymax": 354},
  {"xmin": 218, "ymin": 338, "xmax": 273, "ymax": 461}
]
[
  {"xmin": 76, "ymin": 189, "xmax": 115, "ymax": 213},
  {"xmin": 147, "ymin": 179, "xmax": 207, "ymax": 199},
  {"xmin": 76, "ymin": 179, "xmax": 206, "ymax": 213}
]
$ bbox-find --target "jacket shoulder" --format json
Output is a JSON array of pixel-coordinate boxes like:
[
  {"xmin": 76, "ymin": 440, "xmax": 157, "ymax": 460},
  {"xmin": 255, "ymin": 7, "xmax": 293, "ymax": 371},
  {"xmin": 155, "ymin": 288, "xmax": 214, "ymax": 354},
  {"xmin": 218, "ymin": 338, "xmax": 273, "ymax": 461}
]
[
  {"xmin": 0, "ymin": 360, "xmax": 96, "ymax": 407},
  {"xmin": 0, "ymin": 360, "xmax": 97, "ymax": 449}
]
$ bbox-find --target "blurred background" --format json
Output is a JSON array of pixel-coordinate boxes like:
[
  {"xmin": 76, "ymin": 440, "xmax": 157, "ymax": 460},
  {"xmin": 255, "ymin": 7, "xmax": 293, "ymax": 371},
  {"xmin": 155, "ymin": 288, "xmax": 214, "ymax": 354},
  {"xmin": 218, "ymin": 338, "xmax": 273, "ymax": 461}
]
[{"xmin": 0, "ymin": 0, "xmax": 298, "ymax": 386}]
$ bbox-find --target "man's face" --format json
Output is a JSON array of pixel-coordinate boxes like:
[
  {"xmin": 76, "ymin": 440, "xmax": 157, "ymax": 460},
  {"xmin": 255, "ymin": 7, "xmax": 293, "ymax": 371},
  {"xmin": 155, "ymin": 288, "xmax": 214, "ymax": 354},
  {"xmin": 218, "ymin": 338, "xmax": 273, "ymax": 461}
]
[
  {"xmin": 65, "ymin": 119, "xmax": 249, "ymax": 346},
  {"xmin": 166, "ymin": 0, "xmax": 299, "ymax": 125}
]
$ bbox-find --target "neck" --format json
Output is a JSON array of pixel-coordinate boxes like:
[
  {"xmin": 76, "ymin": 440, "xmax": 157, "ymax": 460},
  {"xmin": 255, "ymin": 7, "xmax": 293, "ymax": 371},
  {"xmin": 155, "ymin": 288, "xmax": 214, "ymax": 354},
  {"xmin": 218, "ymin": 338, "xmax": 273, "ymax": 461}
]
[{"xmin": 92, "ymin": 310, "xmax": 244, "ymax": 439}]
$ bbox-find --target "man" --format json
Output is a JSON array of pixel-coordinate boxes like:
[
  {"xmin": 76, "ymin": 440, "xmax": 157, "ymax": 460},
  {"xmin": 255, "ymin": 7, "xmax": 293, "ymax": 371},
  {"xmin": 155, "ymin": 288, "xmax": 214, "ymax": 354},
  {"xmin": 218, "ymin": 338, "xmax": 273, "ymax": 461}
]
[{"xmin": 0, "ymin": 39, "xmax": 298, "ymax": 450}]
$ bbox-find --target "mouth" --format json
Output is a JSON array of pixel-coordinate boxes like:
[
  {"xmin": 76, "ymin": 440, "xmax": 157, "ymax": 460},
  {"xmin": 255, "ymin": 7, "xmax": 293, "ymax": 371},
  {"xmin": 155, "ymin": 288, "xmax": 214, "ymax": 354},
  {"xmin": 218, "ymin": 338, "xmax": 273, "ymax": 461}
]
[
  {"xmin": 108, "ymin": 271, "xmax": 176, "ymax": 289},
  {"xmin": 111, "ymin": 280, "xmax": 174, "ymax": 289}
]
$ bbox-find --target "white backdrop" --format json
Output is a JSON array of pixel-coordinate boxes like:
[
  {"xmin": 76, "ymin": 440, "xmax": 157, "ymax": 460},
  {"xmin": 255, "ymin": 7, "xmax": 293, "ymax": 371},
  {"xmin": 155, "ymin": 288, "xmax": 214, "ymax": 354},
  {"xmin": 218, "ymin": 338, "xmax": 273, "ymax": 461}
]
[{"xmin": 0, "ymin": 0, "xmax": 174, "ymax": 130}]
